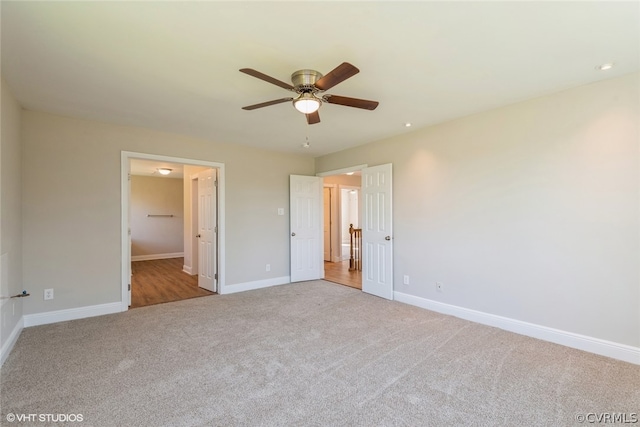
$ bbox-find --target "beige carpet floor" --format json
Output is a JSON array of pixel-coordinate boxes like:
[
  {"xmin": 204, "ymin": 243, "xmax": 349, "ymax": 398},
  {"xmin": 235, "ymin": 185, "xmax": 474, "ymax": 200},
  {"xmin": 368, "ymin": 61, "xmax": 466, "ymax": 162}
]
[{"xmin": 1, "ymin": 281, "xmax": 638, "ymax": 426}]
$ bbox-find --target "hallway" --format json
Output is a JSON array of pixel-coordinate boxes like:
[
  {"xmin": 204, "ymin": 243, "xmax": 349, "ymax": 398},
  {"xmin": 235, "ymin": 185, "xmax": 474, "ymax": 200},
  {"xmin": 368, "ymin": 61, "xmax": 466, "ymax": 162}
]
[{"xmin": 324, "ymin": 260, "xmax": 361, "ymax": 290}]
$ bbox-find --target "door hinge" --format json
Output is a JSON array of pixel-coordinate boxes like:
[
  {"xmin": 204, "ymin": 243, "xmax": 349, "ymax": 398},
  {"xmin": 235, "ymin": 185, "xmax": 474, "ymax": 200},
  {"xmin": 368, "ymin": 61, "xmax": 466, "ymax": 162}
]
[
  {"xmin": 214, "ymin": 273, "xmax": 218, "ymax": 280},
  {"xmin": 214, "ymin": 180, "xmax": 218, "ymax": 187},
  {"xmin": 128, "ymin": 284, "xmax": 131, "ymax": 291},
  {"xmin": 214, "ymin": 226, "xmax": 217, "ymax": 233}
]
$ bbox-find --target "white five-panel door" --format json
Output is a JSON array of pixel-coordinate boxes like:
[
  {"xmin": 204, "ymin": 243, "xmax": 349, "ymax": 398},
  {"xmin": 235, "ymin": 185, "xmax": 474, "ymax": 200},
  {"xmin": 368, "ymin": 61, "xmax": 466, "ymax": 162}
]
[
  {"xmin": 290, "ymin": 175, "xmax": 323, "ymax": 282},
  {"xmin": 198, "ymin": 169, "xmax": 217, "ymax": 292}
]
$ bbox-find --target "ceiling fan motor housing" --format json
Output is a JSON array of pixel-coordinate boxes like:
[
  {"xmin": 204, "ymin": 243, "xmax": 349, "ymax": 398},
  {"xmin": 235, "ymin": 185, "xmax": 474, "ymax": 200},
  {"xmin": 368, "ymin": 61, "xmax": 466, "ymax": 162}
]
[{"xmin": 291, "ymin": 69, "xmax": 323, "ymax": 93}]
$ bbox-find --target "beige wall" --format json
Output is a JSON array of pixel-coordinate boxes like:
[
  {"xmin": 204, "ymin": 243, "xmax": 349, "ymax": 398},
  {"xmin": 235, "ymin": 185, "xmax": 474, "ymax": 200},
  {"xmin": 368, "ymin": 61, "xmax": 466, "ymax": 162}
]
[
  {"xmin": 130, "ymin": 176, "xmax": 183, "ymax": 258},
  {"xmin": 21, "ymin": 111, "xmax": 314, "ymax": 315},
  {"xmin": 0, "ymin": 78, "xmax": 23, "ymax": 356},
  {"xmin": 316, "ymin": 73, "xmax": 640, "ymax": 347}
]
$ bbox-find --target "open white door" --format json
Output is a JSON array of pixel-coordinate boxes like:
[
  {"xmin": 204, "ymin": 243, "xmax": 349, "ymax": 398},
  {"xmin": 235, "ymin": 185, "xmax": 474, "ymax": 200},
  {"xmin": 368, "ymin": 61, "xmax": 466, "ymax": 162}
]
[
  {"xmin": 128, "ymin": 173, "xmax": 132, "ymax": 306},
  {"xmin": 197, "ymin": 169, "xmax": 217, "ymax": 292},
  {"xmin": 290, "ymin": 175, "xmax": 323, "ymax": 282},
  {"xmin": 362, "ymin": 163, "xmax": 393, "ymax": 300}
]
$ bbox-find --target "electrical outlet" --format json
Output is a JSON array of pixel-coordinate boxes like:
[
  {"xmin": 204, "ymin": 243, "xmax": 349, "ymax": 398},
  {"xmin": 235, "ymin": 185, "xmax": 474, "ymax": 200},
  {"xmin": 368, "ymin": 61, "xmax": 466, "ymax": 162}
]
[
  {"xmin": 266, "ymin": 264, "xmax": 271, "ymax": 272},
  {"xmin": 403, "ymin": 275, "xmax": 410, "ymax": 285},
  {"xmin": 436, "ymin": 282, "xmax": 443, "ymax": 293},
  {"xmin": 44, "ymin": 288, "xmax": 54, "ymax": 300},
  {"xmin": 277, "ymin": 208, "xmax": 284, "ymax": 216}
]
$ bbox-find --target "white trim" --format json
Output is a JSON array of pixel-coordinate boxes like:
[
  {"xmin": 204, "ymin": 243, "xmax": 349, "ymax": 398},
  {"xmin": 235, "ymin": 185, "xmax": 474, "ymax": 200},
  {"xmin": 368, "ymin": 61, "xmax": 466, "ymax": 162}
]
[
  {"xmin": 394, "ymin": 291, "xmax": 640, "ymax": 365},
  {"xmin": 23, "ymin": 302, "xmax": 123, "ymax": 328},
  {"xmin": 316, "ymin": 164, "xmax": 368, "ymax": 177},
  {"xmin": 121, "ymin": 151, "xmax": 226, "ymax": 312},
  {"xmin": 220, "ymin": 276, "xmax": 290, "ymax": 295},
  {"xmin": 323, "ymin": 184, "xmax": 338, "ymax": 264},
  {"xmin": 338, "ymin": 184, "xmax": 361, "ymax": 265},
  {"xmin": 0, "ymin": 316, "xmax": 23, "ymax": 366},
  {"xmin": 182, "ymin": 265, "xmax": 193, "ymax": 275},
  {"xmin": 131, "ymin": 252, "xmax": 184, "ymax": 262}
]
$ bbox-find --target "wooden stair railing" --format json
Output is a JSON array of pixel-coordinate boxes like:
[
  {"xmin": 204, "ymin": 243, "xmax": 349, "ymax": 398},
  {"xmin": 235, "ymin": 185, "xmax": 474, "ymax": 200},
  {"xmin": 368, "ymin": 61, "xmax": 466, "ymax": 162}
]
[{"xmin": 349, "ymin": 224, "xmax": 362, "ymax": 271}]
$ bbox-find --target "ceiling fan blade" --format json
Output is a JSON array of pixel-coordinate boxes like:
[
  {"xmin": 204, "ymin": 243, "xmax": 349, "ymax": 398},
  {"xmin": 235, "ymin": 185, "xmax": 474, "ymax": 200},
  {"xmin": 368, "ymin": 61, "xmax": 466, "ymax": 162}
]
[
  {"xmin": 306, "ymin": 111, "xmax": 320, "ymax": 125},
  {"xmin": 314, "ymin": 62, "xmax": 360, "ymax": 91},
  {"xmin": 325, "ymin": 95, "xmax": 379, "ymax": 110},
  {"xmin": 242, "ymin": 97, "xmax": 293, "ymax": 110},
  {"xmin": 239, "ymin": 68, "xmax": 294, "ymax": 90}
]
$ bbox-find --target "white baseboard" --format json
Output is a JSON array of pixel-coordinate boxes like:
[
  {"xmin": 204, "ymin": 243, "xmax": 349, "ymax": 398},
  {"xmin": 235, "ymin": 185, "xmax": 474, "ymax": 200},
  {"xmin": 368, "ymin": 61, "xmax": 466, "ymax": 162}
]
[
  {"xmin": 394, "ymin": 291, "xmax": 640, "ymax": 365},
  {"xmin": 183, "ymin": 265, "xmax": 193, "ymax": 275},
  {"xmin": 23, "ymin": 302, "xmax": 123, "ymax": 328},
  {"xmin": 131, "ymin": 252, "xmax": 184, "ymax": 262},
  {"xmin": 0, "ymin": 316, "xmax": 24, "ymax": 367},
  {"xmin": 221, "ymin": 276, "xmax": 290, "ymax": 295}
]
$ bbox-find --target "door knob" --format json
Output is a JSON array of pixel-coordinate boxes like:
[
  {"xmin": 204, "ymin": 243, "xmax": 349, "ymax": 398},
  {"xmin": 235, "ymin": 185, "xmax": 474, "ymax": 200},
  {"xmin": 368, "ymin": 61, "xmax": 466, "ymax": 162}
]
[
  {"xmin": 385, "ymin": 236, "xmax": 391, "ymax": 240},
  {"xmin": 196, "ymin": 234, "xmax": 201, "ymax": 238},
  {"xmin": 291, "ymin": 232, "xmax": 296, "ymax": 237}
]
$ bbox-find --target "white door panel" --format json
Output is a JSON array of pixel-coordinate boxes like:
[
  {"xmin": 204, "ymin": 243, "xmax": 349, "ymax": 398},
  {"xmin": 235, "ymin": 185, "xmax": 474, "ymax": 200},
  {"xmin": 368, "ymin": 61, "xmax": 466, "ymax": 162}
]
[
  {"xmin": 362, "ymin": 163, "xmax": 393, "ymax": 300},
  {"xmin": 290, "ymin": 175, "xmax": 323, "ymax": 282},
  {"xmin": 198, "ymin": 169, "xmax": 217, "ymax": 292},
  {"xmin": 128, "ymin": 174, "xmax": 132, "ymax": 306}
]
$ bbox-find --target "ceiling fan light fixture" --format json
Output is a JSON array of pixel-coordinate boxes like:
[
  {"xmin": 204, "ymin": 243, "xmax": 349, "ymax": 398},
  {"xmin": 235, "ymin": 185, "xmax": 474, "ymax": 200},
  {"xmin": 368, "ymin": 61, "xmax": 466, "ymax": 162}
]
[{"xmin": 293, "ymin": 93, "xmax": 321, "ymax": 114}]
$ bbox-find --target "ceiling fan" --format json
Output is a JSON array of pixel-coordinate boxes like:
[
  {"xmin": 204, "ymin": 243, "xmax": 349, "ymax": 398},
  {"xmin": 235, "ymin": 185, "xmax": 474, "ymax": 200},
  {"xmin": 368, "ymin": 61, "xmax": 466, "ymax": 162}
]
[{"xmin": 239, "ymin": 62, "xmax": 379, "ymax": 125}]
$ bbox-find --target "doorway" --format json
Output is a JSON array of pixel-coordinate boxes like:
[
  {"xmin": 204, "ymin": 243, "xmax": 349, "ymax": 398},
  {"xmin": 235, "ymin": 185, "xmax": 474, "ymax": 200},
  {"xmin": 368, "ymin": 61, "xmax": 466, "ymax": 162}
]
[
  {"xmin": 321, "ymin": 173, "xmax": 362, "ymax": 290},
  {"xmin": 128, "ymin": 160, "xmax": 218, "ymax": 307},
  {"xmin": 121, "ymin": 152, "xmax": 226, "ymax": 311},
  {"xmin": 303, "ymin": 163, "xmax": 393, "ymax": 300}
]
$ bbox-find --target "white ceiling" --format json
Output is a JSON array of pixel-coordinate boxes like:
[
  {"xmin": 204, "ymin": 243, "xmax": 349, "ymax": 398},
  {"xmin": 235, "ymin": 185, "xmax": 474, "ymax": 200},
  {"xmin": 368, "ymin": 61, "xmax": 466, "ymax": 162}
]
[
  {"xmin": 130, "ymin": 159, "xmax": 184, "ymax": 179},
  {"xmin": 2, "ymin": 1, "xmax": 638, "ymax": 157}
]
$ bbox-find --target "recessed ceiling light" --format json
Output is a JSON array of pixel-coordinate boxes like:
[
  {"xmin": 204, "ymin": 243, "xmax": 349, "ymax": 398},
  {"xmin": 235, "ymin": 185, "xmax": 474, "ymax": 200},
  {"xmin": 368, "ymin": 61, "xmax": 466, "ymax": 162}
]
[
  {"xmin": 404, "ymin": 122, "xmax": 412, "ymax": 128},
  {"xmin": 345, "ymin": 172, "xmax": 354, "ymax": 175},
  {"xmin": 596, "ymin": 63, "xmax": 615, "ymax": 71}
]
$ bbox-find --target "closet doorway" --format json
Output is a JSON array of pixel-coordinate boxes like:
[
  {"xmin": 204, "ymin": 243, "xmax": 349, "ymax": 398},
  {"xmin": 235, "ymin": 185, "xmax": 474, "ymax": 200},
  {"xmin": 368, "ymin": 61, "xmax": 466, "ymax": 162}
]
[{"xmin": 121, "ymin": 152, "xmax": 226, "ymax": 310}]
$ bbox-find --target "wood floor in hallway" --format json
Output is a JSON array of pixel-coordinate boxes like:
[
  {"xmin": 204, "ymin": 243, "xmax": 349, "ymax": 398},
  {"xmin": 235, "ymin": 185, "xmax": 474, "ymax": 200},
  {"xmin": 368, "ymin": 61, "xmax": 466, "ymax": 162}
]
[
  {"xmin": 324, "ymin": 260, "xmax": 362, "ymax": 290},
  {"xmin": 131, "ymin": 257, "xmax": 214, "ymax": 308}
]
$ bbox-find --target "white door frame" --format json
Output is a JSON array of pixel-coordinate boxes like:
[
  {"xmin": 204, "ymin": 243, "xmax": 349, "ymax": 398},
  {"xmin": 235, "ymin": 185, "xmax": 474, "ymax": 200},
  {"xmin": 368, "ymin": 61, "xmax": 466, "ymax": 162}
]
[
  {"xmin": 338, "ymin": 184, "xmax": 361, "ymax": 262},
  {"xmin": 120, "ymin": 151, "xmax": 226, "ymax": 311},
  {"xmin": 323, "ymin": 184, "xmax": 338, "ymax": 262}
]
